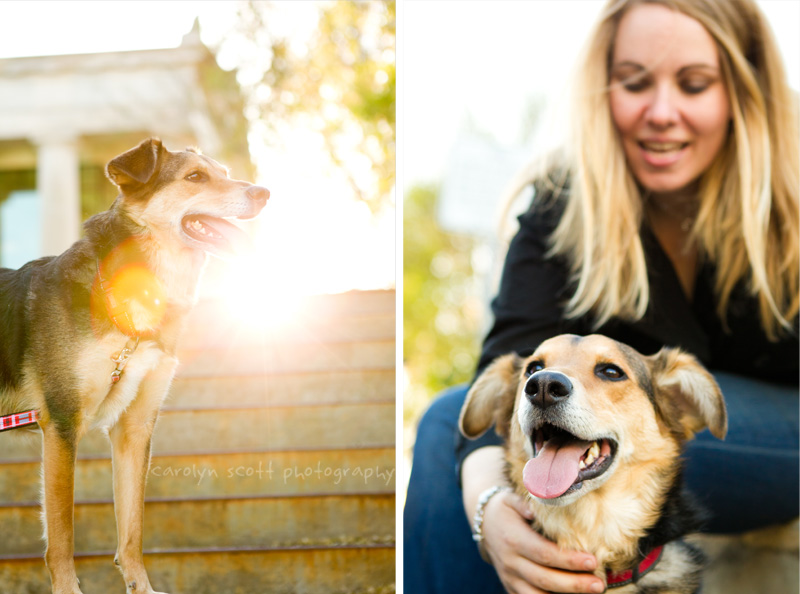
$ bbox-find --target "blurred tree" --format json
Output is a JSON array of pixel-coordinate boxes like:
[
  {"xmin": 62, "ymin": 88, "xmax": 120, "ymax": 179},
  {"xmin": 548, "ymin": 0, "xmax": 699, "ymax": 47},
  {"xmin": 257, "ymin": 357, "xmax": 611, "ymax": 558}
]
[
  {"xmin": 404, "ymin": 185, "xmax": 482, "ymax": 425},
  {"xmin": 216, "ymin": 0, "xmax": 395, "ymax": 214}
]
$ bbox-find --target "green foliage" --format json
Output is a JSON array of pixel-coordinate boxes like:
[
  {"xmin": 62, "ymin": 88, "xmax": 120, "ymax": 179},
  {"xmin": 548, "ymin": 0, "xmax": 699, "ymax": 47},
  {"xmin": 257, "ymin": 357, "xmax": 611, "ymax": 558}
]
[
  {"xmin": 219, "ymin": 0, "xmax": 395, "ymax": 214},
  {"xmin": 0, "ymin": 169, "xmax": 35, "ymax": 205},
  {"xmin": 79, "ymin": 165, "xmax": 117, "ymax": 222},
  {"xmin": 404, "ymin": 185, "xmax": 481, "ymax": 421}
]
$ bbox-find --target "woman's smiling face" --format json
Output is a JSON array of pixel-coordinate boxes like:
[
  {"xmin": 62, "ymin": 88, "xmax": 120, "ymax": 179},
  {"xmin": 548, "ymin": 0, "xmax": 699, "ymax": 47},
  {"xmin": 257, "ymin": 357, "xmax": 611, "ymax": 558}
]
[{"xmin": 609, "ymin": 3, "xmax": 731, "ymax": 195}]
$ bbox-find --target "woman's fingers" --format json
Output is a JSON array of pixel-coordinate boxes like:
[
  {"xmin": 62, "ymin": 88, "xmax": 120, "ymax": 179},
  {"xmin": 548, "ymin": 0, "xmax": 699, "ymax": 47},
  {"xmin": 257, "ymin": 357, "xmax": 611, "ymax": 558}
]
[
  {"xmin": 504, "ymin": 489, "xmax": 536, "ymax": 520},
  {"xmin": 483, "ymin": 491, "xmax": 606, "ymax": 594},
  {"xmin": 521, "ymin": 521, "xmax": 597, "ymax": 574},
  {"xmin": 507, "ymin": 550, "xmax": 606, "ymax": 594},
  {"xmin": 495, "ymin": 492, "xmax": 597, "ymax": 572}
]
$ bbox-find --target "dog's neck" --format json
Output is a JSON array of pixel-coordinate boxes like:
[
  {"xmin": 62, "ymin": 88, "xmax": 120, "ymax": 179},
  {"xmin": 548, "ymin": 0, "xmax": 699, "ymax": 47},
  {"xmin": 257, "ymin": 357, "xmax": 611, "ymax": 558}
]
[
  {"xmin": 88, "ymin": 208, "xmax": 206, "ymax": 341},
  {"xmin": 529, "ymin": 483, "xmax": 654, "ymax": 572},
  {"xmin": 517, "ymin": 457, "xmax": 699, "ymax": 575},
  {"xmin": 142, "ymin": 237, "xmax": 207, "ymax": 307},
  {"xmin": 635, "ymin": 470, "xmax": 705, "ymax": 554}
]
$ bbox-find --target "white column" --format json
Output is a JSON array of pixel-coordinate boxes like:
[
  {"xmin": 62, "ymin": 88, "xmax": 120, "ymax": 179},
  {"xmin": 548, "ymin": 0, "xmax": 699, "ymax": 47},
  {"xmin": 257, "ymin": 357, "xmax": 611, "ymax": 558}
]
[{"xmin": 35, "ymin": 136, "xmax": 80, "ymax": 257}]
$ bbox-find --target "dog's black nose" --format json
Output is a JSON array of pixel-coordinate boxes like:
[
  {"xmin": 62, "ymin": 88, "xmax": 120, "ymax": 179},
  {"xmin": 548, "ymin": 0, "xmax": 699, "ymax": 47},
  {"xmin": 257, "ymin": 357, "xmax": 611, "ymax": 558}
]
[
  {"xmin": 524, "ymin": 371, "xmax": 572, "ymax": 409},
  {"xmin": 247, "ymin": 185, "xmax": 270, "ymax": 206}
]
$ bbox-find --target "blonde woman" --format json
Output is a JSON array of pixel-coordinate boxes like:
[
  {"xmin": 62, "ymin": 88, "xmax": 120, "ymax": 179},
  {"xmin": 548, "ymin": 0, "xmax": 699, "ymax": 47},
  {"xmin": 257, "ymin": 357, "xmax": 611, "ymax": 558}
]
[{"xmin": 404, "ymin": 1, "xmax": 798, "ymax": 593}]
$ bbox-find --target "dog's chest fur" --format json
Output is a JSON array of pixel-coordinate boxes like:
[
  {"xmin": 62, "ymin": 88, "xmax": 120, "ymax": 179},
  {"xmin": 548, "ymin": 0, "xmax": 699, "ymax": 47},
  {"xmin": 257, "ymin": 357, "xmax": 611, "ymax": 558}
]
[
  {"xmin": 3, "ymin": 333, "xmax": 177, "ymax": 434},
  {"xmin": 75, "ymin": 335, "xmax": 176, "ymax": 430}
]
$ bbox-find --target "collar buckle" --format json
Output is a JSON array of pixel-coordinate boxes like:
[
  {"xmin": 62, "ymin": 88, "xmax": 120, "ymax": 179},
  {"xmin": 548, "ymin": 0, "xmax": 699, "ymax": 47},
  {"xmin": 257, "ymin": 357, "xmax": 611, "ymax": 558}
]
[{"xmin": 110, "ymin": 337, "xmax": 140, "ymax": 385}]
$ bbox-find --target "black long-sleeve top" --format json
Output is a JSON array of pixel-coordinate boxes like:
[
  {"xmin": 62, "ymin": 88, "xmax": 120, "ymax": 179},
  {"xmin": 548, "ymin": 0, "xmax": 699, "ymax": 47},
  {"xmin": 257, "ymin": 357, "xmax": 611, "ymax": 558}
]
[{"xmin": 456, "ymin": 188, "xmax": 799, "ymax": 464}]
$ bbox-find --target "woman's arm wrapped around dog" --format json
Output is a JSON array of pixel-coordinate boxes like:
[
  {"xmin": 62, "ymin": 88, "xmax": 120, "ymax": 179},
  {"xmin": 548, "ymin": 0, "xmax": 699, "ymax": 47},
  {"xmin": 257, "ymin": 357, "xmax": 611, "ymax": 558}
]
[{"xmin": 462, "ymin": 447, "xmax": 605, "ymax": 594}]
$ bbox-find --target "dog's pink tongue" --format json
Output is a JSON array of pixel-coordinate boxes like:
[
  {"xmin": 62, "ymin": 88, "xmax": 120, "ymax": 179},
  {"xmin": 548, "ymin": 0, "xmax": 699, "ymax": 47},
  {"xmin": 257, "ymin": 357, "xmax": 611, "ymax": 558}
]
[{"xmin": 523, "ymin": 437, "xmax": 592, "ymax": 499}]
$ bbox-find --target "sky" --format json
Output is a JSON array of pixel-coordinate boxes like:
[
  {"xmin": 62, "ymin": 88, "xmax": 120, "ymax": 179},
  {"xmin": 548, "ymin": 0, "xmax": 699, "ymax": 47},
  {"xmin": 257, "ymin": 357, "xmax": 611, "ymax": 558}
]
[{"xmin": 0, "ymin": 3, "xmax": 199, "ymax": 58}]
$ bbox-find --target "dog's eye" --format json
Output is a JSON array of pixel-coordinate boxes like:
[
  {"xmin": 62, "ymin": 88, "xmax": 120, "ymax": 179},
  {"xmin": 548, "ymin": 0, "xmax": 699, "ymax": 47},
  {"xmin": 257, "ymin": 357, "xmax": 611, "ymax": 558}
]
[
  {"xmin": 596, "ymin": 363, "xmax": 626, "ymax": 381},
  {"xmin": 185, "ymin": 171, "xmax": 206, "ymax": 182},
  {"xmin": 525, "ymin": 361, "xmax": 545, "ymax": 376}
]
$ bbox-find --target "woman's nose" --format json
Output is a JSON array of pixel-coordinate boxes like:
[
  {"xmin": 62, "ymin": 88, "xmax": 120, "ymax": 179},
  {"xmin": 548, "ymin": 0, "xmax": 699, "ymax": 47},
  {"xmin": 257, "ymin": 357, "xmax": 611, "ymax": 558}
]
[{"xmin": 646, "ymin": 84, "xmax": 678, "ymax": 128}]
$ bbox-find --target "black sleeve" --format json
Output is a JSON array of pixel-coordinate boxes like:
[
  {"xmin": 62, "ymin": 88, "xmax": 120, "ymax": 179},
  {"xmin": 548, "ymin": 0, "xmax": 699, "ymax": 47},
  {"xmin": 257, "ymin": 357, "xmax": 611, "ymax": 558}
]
[
  {"xmin": 456, "ymin": 193, "xmax": 587, "ymax": 474},
  {"xmin": 476, "ymin": 198, "xmax": 581, "ymax": 375}
]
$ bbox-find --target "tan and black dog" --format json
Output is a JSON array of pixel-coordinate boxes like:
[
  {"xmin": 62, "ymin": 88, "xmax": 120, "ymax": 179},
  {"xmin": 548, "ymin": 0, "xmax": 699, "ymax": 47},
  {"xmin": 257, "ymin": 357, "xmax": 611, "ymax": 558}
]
[
  {"xmin": 460, "ymin": 334, "xmax": 727, "ymax": 593},
  {"xmin": 0, "ymin": 138, "xmax": 268, "ymax": 594}
]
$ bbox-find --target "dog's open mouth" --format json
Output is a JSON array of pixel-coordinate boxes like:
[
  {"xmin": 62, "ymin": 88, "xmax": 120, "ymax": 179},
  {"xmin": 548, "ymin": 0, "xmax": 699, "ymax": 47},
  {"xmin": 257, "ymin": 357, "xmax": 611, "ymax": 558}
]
[
  {"xmin": 523, "ymin": 424, "xmax": 617, "ymax": 500},
  {"xmin": 181, "ymin": 214, "xmax": 251, "ymax": 258}
]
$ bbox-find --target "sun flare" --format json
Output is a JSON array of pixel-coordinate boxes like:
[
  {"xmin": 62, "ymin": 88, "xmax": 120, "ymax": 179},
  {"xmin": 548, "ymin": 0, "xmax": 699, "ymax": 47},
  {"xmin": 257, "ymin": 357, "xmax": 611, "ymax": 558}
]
[{"xmin": 213, "ymin": 253, "xmax": 306, "ymax": 333}]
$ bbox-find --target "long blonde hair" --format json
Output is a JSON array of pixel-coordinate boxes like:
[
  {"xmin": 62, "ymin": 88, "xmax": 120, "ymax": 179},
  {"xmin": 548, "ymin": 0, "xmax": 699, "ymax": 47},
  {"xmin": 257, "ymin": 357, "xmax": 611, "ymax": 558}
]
[{"xmin": 526, "ymin": 0, "xmax": 798, "ymax": 340}]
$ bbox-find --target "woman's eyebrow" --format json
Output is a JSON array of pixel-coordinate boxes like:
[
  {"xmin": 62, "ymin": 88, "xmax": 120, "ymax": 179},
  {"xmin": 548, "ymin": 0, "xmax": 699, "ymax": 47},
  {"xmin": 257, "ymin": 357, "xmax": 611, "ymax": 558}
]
[
  {"xmin": 610, "ymin": 61, "xmax": 646, "ymax": 72},
  {"xmin": 609, "ymin": 62, "xmax": 646, "ymax": 78},
  {"xmin": 677, "ymin": 63, "xmax": 721, "ymax": 75},
  {"xmin": 610, "ymin": 61, "xmax": 720, "ymax": 74}
]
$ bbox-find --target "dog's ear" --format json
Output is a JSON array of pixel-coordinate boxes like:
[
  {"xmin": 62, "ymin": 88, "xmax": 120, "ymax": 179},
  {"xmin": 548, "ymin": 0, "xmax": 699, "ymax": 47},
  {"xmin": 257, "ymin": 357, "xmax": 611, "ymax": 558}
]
[
  {"xmin": 647, "ymin": 348, "xmax": 727, "ymax": 440},
  {"xmin": 459, "ymin": 353, "xmax": 523, "ymax": 439},
  {"xmin": 106, "ymin": 138, "xmax": 164, "ymax": 193}
]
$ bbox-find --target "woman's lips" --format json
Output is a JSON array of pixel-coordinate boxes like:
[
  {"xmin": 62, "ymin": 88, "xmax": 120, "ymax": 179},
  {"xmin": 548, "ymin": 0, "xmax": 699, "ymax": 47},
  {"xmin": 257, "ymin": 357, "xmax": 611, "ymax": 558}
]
[{"xmin": 637, "ymin": 140, "xmax": 689, "ymax": 167}]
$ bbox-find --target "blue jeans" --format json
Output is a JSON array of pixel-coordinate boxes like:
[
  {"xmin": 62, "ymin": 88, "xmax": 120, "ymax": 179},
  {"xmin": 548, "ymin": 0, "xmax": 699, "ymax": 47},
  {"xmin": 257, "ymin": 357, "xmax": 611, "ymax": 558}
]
[{"xmin": 403, "ymin": 373, "xmax": 799, "ymax": 593}]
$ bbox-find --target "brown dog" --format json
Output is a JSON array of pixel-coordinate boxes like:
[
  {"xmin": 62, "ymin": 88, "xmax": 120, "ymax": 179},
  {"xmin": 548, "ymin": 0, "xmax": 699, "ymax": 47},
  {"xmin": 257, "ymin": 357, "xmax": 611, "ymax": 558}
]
[
  {"xmin": 0, "ymin": 138, "xmax": 268, "ymax": 594},
  {"xmin": 460, "ymin": 334, "xmax": 727, "ymax": 593}
]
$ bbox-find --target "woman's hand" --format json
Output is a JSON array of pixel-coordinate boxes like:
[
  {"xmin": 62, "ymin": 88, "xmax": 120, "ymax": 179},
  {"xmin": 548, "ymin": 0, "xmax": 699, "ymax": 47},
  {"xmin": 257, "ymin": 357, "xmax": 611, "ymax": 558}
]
[
  {"xmin": 481, "ymin": 489, "xmax": 605, "ymax": 594},
  {"xmin": 462, "ymin": 447, "xmax": 606, "ymax": 594}
]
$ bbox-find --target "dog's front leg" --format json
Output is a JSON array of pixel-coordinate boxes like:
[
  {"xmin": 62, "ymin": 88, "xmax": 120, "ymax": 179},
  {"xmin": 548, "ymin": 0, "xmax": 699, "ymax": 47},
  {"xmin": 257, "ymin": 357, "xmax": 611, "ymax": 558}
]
[
  {"xmin": 109, "ymin": 417, "xmax": 160, "ymax": 594},
  {"xmin": 41, "ymin": 423, "xmax": 84, "ymax": 594},
  {"xmin": 109, "ymin": 358, "xmax": 176, "ymax": 594}
]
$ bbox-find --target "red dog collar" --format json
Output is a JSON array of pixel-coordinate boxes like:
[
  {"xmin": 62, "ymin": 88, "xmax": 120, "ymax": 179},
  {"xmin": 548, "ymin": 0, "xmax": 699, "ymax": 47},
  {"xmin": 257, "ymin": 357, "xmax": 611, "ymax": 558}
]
[
  {"xmin": 606, "ymin": 545, "xmax": 664, "ymax": 588},
  {"xmin": 0, "ymin": 410, "xmax": 40, "ymax": 432}
]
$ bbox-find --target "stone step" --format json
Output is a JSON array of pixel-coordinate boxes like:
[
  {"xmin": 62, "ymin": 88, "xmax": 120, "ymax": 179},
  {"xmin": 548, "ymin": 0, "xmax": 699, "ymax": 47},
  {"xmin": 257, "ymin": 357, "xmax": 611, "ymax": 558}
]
[
  {"xmin": 0, "ymin": 545, "xmax": 395, "ymax": 594},
  {"xmin": 179, "ymin": 290, "xmax": 395, "ymax": 347},
  {"xmin": 195, "ymin": 289, "xmax": 396, "ymax": 320},
  {"xmin": 289, "ymin": 289, "xmax": 395, "ymax": 316},
  {"xmin": 0, "ymin": 448, "xmax": 395, "ymax": 504},
  {"xmin": 175, "ymin": 340, "xmax": 395, "ymax": 377},
  {"xmin": 688, "ymin": 521, "xmax": 799, "ymax": 594},
  {"xmin": 167, "ymin": 369, "xmax": 395, "ymax": 409},
  {"xmin": 0, "ymin": 402, "xmax": 395, "ymax": 462},
  {"xmin": 0, "ymin": 492, "xmax": 394, "ymax": 556},
  {"xmin": 181, "ymin": 303, "xmax": 395, "ymax": 348}
]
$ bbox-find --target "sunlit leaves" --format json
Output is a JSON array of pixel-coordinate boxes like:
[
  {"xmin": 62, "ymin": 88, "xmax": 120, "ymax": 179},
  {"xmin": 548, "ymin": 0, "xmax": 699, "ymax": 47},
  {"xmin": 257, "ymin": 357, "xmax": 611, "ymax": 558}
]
[{"xmin": 216, "ymin": 1, "xmax": 395, "ymax": 215}]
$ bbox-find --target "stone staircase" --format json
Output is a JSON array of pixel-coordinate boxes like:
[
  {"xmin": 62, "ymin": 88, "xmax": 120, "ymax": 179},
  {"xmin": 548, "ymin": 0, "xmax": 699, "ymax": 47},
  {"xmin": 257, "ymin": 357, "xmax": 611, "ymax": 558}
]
[
  {"xmin": 690, "ymin": 519, "xmax": 799, "ymax": 594},
  {"xmin": 0, "ymin": 290, "xmax": 396, "ymax": 594}
]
